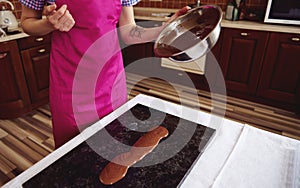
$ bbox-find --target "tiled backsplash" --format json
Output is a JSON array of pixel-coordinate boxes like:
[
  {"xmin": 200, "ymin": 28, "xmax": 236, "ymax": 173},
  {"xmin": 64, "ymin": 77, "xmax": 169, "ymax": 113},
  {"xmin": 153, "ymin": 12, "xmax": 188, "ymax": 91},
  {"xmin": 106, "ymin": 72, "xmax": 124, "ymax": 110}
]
[{"xmin": 4, "ymin": 0, "xmax": 268, "ymax": 20}]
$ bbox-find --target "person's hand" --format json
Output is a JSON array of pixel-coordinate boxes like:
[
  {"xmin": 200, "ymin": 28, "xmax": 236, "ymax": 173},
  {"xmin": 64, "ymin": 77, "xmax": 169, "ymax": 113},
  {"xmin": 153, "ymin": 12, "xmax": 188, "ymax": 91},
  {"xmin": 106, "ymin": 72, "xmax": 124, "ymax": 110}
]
[
  {"xmin": 154, "ymin": 6, "xmax": 191, "ymax": 39},
  {"xmin": 164, "ymin": 6, "xmax": 191, "ymax": 25},
  {"xmin": 44, "ymin": 4, "xmax": 75, "ymax": 32}
]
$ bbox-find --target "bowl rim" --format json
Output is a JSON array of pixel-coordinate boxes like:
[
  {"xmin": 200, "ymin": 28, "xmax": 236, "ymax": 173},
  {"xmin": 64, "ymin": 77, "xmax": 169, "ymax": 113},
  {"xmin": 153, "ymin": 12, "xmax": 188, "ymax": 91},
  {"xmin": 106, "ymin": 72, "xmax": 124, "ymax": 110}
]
[{"xmin": 154, "ymin": 5, "xmax": 223, "ymax": 57}]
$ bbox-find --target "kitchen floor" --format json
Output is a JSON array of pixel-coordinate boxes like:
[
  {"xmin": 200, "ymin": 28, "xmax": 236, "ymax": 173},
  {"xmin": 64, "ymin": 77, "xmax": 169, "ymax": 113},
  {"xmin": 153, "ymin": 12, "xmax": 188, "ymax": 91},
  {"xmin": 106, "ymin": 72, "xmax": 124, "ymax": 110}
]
[{"xmin": 0, "ymin": 72, "xmax": 299, "ymax": 186}]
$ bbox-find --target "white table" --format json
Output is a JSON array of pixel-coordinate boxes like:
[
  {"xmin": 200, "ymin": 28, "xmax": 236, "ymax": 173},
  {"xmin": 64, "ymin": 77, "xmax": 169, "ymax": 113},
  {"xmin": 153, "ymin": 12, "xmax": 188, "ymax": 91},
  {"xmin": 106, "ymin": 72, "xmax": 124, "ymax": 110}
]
[{"xmin": 3, "ymin": 94, "xmax": 300, "ymax": 188}]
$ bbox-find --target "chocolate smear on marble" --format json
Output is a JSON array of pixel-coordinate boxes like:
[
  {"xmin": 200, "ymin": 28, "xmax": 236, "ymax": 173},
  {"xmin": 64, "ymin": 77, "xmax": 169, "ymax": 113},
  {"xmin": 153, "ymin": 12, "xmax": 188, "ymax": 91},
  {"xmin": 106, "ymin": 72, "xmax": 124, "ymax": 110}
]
[{"xmin": 99, "ymin": 126, "xmax": 169, "ymax": 185}]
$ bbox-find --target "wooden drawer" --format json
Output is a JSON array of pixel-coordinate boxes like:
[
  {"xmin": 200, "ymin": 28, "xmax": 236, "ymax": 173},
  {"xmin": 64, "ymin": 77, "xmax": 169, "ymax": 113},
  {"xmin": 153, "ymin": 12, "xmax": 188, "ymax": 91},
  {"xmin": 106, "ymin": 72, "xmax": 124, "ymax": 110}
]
[{"xmin": 18, "ymin": 34, "xmax": 51, "ymax": 50}]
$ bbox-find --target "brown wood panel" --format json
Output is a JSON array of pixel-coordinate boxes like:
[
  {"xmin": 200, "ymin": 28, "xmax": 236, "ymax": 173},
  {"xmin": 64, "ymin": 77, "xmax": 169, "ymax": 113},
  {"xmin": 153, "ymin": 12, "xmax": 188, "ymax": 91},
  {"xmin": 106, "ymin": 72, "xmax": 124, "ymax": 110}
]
[
  {"xmin": 0, "ymin": 106, "xmax": 53, "ymax": 186},
  {"xmin": 2, "ymin": 136, "xmax": 44, "ymax": 163},
  {"xmin": 17, "ymin": 35, "xmax": 51, "ymax": 50},
  {"xmin": 21, "ymin": 44, "xmax": 50, "ymax": 105},
  {"xmin": 12, "ymin": 118, "xmax": 50, "ymax": 141},
  {"xmin": 0, "ymin": 154, "xmax": 17, "ymax": 175},
  {"xmin": 217, "ymin": 28, "xmax": 269, "ymax": 95},
  {"xmin": 0, "ymin": 128, "xmax": 8, "ymax": 138},
  {"xmin": 0, "ymin": 170, "xmax": 11, "ymax": 185},
  {"xmin": 0, "ymin": 141, "xmax": 33, "ymax": 171},
  {"xmin": 22, "ymin": 137, "xmax": 51, "ymax": 157},
  {"xmin": 257, "ymin": 32, "xmax": 300, "ymax": 105},
  {"xmin": 0, "ymin": 120, "xmax": 28, "ymax": 140},
  {"xmin": 0, "ymin": 41, "xmax": 31, "ymax": 119}
]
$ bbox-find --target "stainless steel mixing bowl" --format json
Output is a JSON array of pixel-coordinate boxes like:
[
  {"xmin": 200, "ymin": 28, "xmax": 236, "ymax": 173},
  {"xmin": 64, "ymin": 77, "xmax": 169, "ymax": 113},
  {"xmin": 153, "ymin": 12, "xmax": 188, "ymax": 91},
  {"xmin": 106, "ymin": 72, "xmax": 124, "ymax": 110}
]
[{"xmin": 154, "ymin": 5, "xmax": 222, "ymax": 62}]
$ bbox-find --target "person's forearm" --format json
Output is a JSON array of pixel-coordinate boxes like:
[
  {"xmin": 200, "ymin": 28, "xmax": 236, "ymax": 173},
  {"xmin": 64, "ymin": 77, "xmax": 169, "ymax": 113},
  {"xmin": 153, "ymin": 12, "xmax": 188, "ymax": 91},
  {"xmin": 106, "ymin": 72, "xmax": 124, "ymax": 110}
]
[
  {"xmin": 120, "ymin": 24, "xmax": 164, "ymax": 45},
  {"xmin": 21, "ymin": 17, "xmax": 55, "ymax": 36},
  {"xmin": 21, "ymin": 4, "xmax": 75, "ymax": 36},
  {"xmin": 119, "ymin": 5, "xmax": 190, "ymax": 45},
  {"xmin": 118, "ymin": 6, "xmax": 165, "ymax": 45}
]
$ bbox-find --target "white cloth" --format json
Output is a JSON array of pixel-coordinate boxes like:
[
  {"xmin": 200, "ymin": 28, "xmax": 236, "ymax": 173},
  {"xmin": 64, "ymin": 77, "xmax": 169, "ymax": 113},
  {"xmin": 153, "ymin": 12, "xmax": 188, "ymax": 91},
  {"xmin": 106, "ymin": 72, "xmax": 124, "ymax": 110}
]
[
  {"xmin": 211, "ymin": 125, "xmax": 300, "ymax": 188},
  {"xmin": 180, "ymin": 118, "xmax": 245, "ymax": 187},
  {"xmin": 181, "ymin": 123, "xmax": 300, "ymax": 188}
]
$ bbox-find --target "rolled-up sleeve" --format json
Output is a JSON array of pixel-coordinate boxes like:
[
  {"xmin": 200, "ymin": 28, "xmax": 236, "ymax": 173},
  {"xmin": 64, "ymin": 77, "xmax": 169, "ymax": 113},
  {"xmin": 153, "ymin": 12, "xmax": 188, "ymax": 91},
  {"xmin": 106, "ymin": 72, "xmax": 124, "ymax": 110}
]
[{"xmin": 121, "ymin": 0, "xmax": 140, "ymax": 6}]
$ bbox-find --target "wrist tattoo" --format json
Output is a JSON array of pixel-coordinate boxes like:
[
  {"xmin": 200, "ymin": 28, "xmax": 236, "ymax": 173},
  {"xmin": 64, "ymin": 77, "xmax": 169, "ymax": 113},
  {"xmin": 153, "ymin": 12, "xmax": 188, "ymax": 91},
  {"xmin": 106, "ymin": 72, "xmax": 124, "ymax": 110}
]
[{"xmin": 129, "ymin": 26, "xmax": 145, "ymax": 39}]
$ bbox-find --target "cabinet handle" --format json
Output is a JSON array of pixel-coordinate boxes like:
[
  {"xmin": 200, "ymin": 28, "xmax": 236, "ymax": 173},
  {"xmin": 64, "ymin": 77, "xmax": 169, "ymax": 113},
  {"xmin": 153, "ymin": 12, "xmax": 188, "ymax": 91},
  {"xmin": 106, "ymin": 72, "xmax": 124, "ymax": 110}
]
[
  {"xmin": 35, "ymin": 37, "xmax": 44, "ymax": 42},
  {"xmin": 240, "ymin": 32, "xmax": 248, "ymax": 36},
  {"xmin": 291, "ymin": 37, "xmax": 300, "ymax": 42},
  {"xmin": 38, "ymin": 48, "xmax": 46, "ymax": 53},
  {"xmin": 0, "ymin": 53, "xmax": 7, "ymax": 59}
]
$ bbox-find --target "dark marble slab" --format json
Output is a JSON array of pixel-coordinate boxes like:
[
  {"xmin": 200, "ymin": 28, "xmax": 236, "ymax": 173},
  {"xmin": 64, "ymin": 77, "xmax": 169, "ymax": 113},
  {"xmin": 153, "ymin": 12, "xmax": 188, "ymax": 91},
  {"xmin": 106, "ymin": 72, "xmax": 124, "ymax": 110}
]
[{"xmin": 23, "ymin": 104, "xmax": 215, "ymax": 188}]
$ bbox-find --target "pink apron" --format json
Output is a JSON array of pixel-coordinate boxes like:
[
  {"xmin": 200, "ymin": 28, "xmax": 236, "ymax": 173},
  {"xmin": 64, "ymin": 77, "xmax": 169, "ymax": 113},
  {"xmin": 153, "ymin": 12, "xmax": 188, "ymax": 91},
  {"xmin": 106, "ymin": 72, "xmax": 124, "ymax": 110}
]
[{"xmin": 49, "ymin": 0, "xmax": 127, "ymax": 148}]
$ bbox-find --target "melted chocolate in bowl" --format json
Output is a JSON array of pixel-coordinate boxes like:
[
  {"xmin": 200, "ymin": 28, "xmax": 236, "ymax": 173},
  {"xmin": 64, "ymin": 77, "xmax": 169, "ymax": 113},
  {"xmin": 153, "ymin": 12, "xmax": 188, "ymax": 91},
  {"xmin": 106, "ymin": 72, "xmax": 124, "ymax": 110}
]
[
  {"xmin": 155, "ymin": 6, "xmax": 220, "ymax": 58},
  {"xmin": 99, "ymin": 126, "xmax": 169, "ymax": 185}
]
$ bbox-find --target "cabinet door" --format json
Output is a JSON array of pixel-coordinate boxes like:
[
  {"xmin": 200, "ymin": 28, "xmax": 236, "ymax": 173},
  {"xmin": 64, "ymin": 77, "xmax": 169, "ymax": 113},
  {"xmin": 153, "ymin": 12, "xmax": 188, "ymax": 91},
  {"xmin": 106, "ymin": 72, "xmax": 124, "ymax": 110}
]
[
  {"xmin": 21, "ymin": 43, "xmax": 50, "ymax": 107},
  {"xmin": 257, "ymin": 32, "xmax": 300, "ymax": 109},
  {"xmin": 122, "ymin": 43, "xmax": 148, "ymax": 66},
  {"xmin": 217, "ymin": 28, "xmax": 269, "ymax": 96},
  {"xmin": 0, "ymin": 41, "xmax": 31, "ymax": 118}
]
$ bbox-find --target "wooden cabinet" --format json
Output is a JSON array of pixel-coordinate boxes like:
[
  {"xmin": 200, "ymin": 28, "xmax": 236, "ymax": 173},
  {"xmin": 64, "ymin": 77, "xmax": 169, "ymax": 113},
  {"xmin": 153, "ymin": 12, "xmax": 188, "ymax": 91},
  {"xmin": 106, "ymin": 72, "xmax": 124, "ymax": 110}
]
[
  {"xmin": 257, "ymin": 32, "xmax": 300, "ymax": 111},
  {"xmin": 18, "ymin": 35, "xmax": 51, "ymax": 108},
  {"xmin": 121, "ymin": 41, "xmax": 157, "ymax": 79},
  {"xmin": 217, "ymin": 28, "xmax": 269, "ymax": 96},
  {"xmin": 0, "ymin": 40, "xmax": 31, "ymax": 118},
  {"xmin": 0, "ymin": 34, "xmax": 51, "ymax": 119},
  {"xmin": 217, "ymin": 28, "xmax": 299, "ymax": 112}
]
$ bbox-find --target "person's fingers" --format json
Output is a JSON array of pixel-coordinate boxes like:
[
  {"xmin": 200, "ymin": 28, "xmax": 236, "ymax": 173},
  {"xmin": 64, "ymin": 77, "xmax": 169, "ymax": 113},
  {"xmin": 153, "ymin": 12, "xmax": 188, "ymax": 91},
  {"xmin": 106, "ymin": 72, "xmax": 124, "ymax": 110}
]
[
  {"xmin": 63, "ymin": 16, "xmax": 75, "ymax": 31},
  {"xmin": 46, "ymin": 4, "xmax": 75, "ymax": 32},
  {"xmin": 49, "ymin": 4, "xmax": 67, "ymax": 21},
  {"xmin": 57, "ymin": 10, "xmax": 75, "ymax": 32},
  {"xmin": 164, "ymin": 6, "xmax": 191, "ymax": 25},
  {"xmin": 57, "ymin": 10, "xmax": 69, "ymax": 25},
  {"xmin": 61, "ymin": 19, "xmax": 75, "ymax": 31},
  {"xmin": 44, "ymin": 4, "xmax": 57, "ymax": 16},
  {"xmin": 47, "ymin": 5, "xmax": 67, "ymax": 30},
  {"xmin": 176, "ymin": 6, "xmax": 191, "ymax": 16}
]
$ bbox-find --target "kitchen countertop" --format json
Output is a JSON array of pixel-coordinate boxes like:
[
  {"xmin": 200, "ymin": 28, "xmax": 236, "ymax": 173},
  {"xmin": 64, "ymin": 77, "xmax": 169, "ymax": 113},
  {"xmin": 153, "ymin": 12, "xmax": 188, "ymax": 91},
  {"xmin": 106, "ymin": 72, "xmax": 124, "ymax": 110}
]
[
  {"xmin": 134, "ymin": 7, "xmax": 178, "ymax": 22},
  {"xmin": 3, "ymin": 94, "xmax": 300, "ymax": 188},
  {"xmin": 134, "ymin": 7, "xmax": 300, "ymax": 34},
  {"xmin": 0, "ymin": 31, "xmax": 28, "ymax": 43},
  {"xmin": 221, "ymin": 19, "xmax": 300, "ymax": 34}
]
